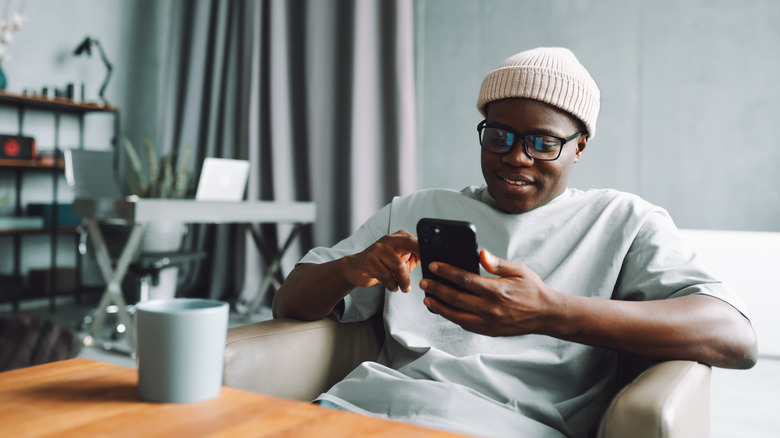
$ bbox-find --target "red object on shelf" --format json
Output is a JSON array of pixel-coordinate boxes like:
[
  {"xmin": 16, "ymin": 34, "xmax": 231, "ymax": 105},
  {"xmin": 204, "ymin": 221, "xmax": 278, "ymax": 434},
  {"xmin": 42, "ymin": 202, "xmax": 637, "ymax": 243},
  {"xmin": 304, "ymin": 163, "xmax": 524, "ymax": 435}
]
[{"xmin": 0, "ymin": 134, "xmax": 36, "ymax": 160}]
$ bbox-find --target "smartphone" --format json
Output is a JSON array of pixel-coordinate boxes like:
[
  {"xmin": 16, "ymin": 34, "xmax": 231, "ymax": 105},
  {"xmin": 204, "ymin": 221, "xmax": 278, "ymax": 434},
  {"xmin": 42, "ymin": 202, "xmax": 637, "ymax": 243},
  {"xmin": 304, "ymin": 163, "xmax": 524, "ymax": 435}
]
[{"xmin": 417, "ymin": 218, "xmax": 480, "ymax": 293}]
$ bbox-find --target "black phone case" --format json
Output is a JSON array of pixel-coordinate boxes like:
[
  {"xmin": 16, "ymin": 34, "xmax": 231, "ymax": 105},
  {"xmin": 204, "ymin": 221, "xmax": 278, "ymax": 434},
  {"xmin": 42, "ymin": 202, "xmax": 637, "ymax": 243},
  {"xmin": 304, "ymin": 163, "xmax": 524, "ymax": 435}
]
[{"xmin": 417, "ymin": 218, "xmax": 479, "ymax": 293}]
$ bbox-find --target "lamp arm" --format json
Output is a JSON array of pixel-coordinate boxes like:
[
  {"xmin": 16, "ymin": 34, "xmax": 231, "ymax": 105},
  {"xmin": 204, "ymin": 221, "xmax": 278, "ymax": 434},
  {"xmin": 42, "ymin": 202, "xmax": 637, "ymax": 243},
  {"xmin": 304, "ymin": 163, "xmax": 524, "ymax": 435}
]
[
  {"xmin": 92, "ymin": 39, "xmax": 113, "ymax": 105},
  {"xmin": 91, "ymin": 39, "xmax": 113, "ymax": 71}
]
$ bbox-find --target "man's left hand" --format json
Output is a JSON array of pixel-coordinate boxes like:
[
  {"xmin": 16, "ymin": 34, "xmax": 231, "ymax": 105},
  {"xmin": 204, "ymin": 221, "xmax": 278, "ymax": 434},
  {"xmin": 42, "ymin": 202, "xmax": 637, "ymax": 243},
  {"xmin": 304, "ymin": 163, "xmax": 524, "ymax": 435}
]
[
  {"xmin": 420, "ymin": 250, "xmax": 564, "ymax": 337},
  {"xmin": 420, "ymin": 250, "xmax": 758, "ymax": 369}
]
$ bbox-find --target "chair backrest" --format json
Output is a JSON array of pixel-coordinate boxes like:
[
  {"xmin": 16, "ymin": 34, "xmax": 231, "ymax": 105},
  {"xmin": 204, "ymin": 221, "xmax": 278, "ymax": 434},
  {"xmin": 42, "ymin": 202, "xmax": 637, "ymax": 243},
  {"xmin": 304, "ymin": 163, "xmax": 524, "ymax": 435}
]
[{"xmin": 64, "ymin": 149, "xmax": 123, "ymax": 199}]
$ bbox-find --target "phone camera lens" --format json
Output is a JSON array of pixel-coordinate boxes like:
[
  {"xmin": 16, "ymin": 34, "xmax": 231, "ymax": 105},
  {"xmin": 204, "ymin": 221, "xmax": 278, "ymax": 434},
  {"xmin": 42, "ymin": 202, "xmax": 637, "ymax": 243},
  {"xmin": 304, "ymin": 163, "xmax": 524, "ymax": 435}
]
[
  {"xmin": 420, "ymin": 226, "xmax": 433, "ymax": 237},
  {"xmin": 431, "ymin": 235, "xmax": 443, "ymax": 246}
]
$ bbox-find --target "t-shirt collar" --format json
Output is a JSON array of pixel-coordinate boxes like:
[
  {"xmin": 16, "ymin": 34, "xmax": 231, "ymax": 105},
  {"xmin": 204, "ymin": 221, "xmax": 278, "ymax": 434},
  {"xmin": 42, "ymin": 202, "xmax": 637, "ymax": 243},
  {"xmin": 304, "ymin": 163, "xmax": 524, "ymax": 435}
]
[{"xmin": 477, "ymin": 185, "xmax": 572, "ymax": 213}]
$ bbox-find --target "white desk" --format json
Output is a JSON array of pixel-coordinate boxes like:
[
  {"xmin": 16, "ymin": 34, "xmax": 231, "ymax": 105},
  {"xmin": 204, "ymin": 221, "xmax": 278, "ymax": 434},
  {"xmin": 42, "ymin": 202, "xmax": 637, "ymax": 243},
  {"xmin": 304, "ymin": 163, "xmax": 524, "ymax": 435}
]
[
  {"xmin": 73, "ymin": 197, "xmax": 315, "ymax": 351},
  {"xmin": 75, "ymin": 198, "xmax": 316, "ymax": 224}
]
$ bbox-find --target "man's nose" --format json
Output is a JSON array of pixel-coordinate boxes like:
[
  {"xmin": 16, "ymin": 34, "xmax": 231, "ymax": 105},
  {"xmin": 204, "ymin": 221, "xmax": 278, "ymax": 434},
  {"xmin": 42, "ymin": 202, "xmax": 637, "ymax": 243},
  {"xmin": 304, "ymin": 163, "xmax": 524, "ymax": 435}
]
[{"xmin": 502, "ymin": 143, "xmax": 534, "ymax": 167}]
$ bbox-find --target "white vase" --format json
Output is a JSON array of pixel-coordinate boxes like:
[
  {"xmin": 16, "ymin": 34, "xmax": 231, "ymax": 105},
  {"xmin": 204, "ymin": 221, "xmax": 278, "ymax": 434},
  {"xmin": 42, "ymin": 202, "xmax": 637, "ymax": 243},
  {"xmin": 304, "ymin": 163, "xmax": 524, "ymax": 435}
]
[
  {"xmin": 141, "ymin": 221, "xmax": 186, "ymax": 253},
  {"xmin": 147, "ymin": 267, "xmax": 180, "ymax": 301},
  {"xmin": 140, "ymin": 221, "xmax": 186, "ymax": 300}
]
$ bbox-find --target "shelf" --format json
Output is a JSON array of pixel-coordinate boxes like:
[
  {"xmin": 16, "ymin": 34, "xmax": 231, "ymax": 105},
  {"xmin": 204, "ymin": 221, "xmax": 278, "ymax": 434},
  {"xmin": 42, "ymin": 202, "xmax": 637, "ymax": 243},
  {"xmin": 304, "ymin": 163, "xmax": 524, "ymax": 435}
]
[
  {"xmin": 0, "ymin": 158, "xmax": 65, "ymax": 169},
  {"xmin": 0, "ymin": 90, "xmax": 119, "ymax": 311},
  {"xmin": 0, "ymin": 226, "xmax": 80, "ymax": 237},
  {"xmin": 0, "ymin": 91, "xmax": 119, "ymax": 114}
]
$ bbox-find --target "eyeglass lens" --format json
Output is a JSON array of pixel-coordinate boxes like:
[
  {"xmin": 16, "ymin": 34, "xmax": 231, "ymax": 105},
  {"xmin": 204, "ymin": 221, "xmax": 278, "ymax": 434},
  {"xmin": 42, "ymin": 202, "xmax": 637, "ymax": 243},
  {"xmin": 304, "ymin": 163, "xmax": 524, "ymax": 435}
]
[{"xmin": 479, "ymin": 126, "xmax": 562, "ymax": 160}]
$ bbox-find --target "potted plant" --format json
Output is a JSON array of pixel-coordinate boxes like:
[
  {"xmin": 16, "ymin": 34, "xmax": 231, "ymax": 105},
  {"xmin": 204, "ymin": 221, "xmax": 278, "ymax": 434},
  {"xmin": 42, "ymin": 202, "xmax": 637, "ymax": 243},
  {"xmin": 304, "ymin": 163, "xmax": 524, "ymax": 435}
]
[
  {"xmin": 122, "ymin": 134, "xmax": 193, "ymax": 199},
  {"xmin": 121, "ymin": 134, "xmax": 195, "ymax": 300},
  {"xmin": 0, "ymin": 6, "xmax": 27, "ymax": 90}
]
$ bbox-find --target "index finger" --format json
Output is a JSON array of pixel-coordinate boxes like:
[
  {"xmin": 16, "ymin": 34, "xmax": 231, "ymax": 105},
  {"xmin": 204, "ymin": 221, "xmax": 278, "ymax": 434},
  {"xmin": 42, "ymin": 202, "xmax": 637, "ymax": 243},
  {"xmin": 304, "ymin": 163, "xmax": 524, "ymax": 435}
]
[
  {"xmin": 384, "ymin": 230, "xmax": 421, "ymax": 291},
  {"xmin": 428, "ymin": 261, "xmax": 486, "ymax": 295},
  {"xmin": 387, "ymin": 229, "xmax": 420, "ymax": 255}
]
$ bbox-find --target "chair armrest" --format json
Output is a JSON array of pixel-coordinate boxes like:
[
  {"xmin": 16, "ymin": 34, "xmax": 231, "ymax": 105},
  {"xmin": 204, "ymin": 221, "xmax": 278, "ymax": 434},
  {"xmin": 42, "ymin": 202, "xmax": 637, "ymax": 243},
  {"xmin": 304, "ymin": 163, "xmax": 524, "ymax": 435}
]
[
  {"xmin": 223, "ymin": 315, "xmax": 383, "ymax": 401},
  {"xmin": 598, "ymin": 360, "xmax": 711, "ymax": 438}
]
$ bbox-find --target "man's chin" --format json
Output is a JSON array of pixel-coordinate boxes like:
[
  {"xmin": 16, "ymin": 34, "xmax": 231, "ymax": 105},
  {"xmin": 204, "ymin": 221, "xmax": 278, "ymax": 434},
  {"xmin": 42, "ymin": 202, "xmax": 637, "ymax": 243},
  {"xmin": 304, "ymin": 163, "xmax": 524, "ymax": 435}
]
[
  {"xmin": 487, "ymin": 187, "xmax": 538, "ymax": 214},
  {"xmin": 499, "ymin": 204, "xmax": 535, "ymax": 214},
  {"xmin": 493, "ymin": 195, "xmax": 537, "ymax": 214}
]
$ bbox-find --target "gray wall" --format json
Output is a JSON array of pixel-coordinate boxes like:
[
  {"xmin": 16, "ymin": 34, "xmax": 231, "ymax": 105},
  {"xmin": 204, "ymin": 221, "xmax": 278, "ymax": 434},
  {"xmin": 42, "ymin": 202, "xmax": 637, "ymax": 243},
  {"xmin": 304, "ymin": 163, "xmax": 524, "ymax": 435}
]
[{"xmin": 415, "ymin": 0, "xmax": 780, "ymax": 232}]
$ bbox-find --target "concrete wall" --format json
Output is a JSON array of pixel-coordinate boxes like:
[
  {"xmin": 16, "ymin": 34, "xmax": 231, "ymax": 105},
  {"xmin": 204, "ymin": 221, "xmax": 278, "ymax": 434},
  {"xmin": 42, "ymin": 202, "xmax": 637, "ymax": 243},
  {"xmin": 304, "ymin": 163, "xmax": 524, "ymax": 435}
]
[{"xmin": 415, "ymin": 0, "xmax": 780, "ymax": 233}]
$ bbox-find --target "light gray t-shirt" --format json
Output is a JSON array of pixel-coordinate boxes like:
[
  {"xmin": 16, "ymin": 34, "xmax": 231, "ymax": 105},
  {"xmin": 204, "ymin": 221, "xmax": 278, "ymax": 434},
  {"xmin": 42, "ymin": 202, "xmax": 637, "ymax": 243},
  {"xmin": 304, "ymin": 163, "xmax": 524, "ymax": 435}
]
[{"xmin": 299, "ymin": 186, "xmax": 747, "ymax": 438}]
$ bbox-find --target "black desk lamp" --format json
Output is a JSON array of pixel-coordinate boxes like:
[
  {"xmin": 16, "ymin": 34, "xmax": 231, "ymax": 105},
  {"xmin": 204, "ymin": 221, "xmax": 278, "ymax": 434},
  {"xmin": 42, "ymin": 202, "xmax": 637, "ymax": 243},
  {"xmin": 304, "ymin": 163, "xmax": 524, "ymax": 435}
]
[{"xmin": 73, "ymin": 36, "xmax": 113, "ymax": 105}]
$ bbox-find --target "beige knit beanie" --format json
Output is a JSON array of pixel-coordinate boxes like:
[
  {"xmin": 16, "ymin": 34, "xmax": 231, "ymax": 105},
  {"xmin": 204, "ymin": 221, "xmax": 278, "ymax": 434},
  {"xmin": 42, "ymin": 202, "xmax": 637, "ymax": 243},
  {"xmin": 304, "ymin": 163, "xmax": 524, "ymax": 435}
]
[{"xmin": 477, "ymin": 47, "xmax": 600, "ymax": 138}]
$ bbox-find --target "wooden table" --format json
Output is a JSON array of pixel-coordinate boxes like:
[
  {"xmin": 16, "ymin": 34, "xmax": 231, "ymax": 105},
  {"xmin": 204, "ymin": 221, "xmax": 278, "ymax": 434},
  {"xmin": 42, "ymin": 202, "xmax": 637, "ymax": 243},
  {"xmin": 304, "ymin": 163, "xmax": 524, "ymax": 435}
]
[{"xmin": 0, "ymin": 359, "xmax": 463, "ymax": 437}]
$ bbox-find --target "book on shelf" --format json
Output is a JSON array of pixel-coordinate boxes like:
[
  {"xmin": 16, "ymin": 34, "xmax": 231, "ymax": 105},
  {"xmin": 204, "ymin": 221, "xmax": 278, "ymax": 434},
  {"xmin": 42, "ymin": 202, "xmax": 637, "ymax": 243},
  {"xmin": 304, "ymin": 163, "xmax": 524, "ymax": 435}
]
[{"xmin": 0, "ymin": 216, "xmax": 45, "ymax": 230}]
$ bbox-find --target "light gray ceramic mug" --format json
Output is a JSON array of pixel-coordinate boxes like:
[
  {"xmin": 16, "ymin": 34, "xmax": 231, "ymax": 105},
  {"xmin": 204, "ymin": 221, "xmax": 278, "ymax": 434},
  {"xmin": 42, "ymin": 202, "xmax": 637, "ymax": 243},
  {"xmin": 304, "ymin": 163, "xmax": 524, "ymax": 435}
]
[{"xmin": 135, "ymin": 298, "xmax": 229, "ymax": 403}]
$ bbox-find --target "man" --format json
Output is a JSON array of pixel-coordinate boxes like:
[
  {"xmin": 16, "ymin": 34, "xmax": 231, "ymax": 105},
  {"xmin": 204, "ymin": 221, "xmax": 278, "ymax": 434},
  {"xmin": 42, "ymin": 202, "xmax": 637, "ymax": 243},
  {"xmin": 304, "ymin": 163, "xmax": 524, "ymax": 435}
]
[{"xmin": 273, "ymin": 47, "xmax": 757, "ymax": 437}]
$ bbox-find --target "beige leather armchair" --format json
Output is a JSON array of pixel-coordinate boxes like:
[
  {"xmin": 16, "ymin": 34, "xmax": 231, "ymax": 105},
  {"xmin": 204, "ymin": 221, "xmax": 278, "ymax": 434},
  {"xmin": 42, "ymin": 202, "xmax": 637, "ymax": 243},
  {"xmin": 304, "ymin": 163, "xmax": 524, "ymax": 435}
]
[{"xmin": 224, "ymin": 316, "xmax": 711, "ymax": 438}]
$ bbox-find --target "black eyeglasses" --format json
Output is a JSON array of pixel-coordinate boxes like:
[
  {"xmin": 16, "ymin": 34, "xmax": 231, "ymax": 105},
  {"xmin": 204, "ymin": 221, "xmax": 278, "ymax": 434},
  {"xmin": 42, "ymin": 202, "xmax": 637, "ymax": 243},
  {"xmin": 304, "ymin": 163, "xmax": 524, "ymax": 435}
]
[{"xmin": 477, "ymin": 120, "xmax": 582, "ymax": 161}]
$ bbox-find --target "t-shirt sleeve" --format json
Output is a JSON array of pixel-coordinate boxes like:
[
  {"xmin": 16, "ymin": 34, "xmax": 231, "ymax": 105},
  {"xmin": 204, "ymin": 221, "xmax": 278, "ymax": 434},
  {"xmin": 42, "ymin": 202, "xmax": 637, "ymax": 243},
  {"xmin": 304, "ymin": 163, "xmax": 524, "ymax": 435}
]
[
  {"xmin": 614, "ymin": 210, "xmax": 751, "ymax": 319},
  {"xmin": 297, "ymin": 203, "xmax": 394, "ymax": 323}
]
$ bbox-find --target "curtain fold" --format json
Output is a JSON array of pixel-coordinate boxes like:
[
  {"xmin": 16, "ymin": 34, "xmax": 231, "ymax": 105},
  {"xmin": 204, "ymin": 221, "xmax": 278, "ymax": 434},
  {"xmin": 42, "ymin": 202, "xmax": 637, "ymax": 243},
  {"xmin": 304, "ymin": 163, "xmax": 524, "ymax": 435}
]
[{"xmin": 139, "ymin": 0, "xmax": 416, "ymax": 309}]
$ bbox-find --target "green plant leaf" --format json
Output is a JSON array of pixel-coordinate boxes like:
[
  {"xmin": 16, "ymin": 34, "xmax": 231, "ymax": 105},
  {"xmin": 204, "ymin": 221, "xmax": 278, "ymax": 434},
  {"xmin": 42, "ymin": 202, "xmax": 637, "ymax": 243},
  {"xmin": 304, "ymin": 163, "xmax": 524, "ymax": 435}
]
[
  {"xmin": 159, "ymin": 153, "xmax": 174, "ymax": 199},
  {"xmin": 122, "ymin": 134, "xmax": 149, "ymax": 191},
  {"xmin": 120, "ymin": 133, "xmax": 194, "ymax": 199},
  {"xmin": 174, "ymin": 145, "xmax": 192, "ymax": 199},
  {"xmin": 144, "ymin": 134, "xmax": 159, "ymax": 192},
  {"xmin": 123, "ymin": 165, "xmax": 147, "ymax": 197}
]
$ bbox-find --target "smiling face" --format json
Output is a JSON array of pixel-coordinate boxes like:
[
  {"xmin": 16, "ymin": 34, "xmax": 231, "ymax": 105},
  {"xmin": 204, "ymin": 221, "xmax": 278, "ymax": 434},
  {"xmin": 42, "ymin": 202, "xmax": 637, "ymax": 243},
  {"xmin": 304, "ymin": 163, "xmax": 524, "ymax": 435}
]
[{"xmin": 481, "ymin": 98, "xmax": 588, "ymax": 214}]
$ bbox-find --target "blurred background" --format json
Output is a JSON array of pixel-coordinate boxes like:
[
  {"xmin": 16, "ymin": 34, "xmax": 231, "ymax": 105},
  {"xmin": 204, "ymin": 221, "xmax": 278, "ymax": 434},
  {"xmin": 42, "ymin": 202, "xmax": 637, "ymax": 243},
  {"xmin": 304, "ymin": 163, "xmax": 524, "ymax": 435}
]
[{"xmin": 3, "ymin": 0, "xmax": 778, "ymax": 237}]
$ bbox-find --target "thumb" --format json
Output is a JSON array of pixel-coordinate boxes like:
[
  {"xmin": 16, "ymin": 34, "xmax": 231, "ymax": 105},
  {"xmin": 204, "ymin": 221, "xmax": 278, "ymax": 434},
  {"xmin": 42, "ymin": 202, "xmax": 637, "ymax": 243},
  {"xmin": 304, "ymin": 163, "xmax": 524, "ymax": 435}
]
[{"xmin": 480, "ymin": 249, "xmax": 521, "ymax": 277}]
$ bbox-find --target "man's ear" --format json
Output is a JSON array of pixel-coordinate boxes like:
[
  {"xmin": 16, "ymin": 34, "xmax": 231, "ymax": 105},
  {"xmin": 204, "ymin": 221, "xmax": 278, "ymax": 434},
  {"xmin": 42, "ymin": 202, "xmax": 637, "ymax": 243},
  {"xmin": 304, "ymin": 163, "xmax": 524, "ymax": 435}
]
[{"xmin": 573, "ymin": 136, "xmax": 588, "ymax": 162}]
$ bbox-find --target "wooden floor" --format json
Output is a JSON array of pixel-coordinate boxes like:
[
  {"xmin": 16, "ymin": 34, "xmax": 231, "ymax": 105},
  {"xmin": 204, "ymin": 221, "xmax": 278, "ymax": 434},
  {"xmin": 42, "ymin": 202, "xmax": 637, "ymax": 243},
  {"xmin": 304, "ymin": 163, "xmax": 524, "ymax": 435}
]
[{"xmin": 3, "ymin": 297, "xmax": 779, "ymax": 437}]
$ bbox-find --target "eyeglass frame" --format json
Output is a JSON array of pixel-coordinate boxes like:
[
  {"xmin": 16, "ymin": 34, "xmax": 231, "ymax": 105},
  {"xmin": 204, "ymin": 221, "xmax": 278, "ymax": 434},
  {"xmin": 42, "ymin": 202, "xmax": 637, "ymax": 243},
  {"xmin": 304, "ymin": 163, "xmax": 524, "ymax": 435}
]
[{"xmin": 476, "ymin": 119, "xmax": 582, "ymax": 161}]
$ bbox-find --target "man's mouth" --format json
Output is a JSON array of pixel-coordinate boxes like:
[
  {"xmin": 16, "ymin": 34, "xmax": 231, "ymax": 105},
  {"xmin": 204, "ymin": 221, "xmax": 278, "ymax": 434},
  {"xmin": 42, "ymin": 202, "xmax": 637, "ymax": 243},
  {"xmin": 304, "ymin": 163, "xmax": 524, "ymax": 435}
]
[{"xmin": 501, "ymin": 176, "xmax": 532, "ymax": 186}]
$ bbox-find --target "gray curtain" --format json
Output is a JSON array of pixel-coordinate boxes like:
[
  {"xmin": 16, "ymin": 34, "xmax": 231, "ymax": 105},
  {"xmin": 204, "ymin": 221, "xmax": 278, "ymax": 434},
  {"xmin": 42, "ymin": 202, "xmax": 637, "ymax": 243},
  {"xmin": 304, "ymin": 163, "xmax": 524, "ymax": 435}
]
[{"xmin": 132, "ymin": 0, "xmax": 416, "ymax": 306}]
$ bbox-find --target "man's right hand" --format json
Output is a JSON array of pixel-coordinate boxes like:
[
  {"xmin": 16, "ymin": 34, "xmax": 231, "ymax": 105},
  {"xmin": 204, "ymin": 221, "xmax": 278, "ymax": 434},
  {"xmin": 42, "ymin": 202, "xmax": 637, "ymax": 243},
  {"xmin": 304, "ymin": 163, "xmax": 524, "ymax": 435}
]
[
  {"xmin": 273, "ymin": 230, "xmax": 420, "ymax": 320},
  {"xmin": 344, "ymin": 230, "xmax": 420, "ymax": 292}
]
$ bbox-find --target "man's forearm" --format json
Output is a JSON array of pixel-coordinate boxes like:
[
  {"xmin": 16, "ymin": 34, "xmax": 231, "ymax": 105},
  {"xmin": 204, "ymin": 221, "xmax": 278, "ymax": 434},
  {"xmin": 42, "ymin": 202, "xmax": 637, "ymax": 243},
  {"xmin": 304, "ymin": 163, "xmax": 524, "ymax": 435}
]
[
  {"xmin": 274, "ymin": 231, "xmax": 420, "ymax": 320},
  {"xmin": 272, "ymin": 260, "xmax": 356, "ymax": 320},
  {"xmin": 552, "ymin": 293, "xmax": 757, "ymax": 369}
]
